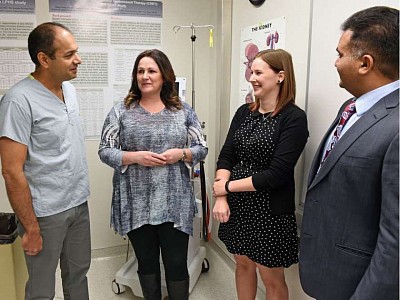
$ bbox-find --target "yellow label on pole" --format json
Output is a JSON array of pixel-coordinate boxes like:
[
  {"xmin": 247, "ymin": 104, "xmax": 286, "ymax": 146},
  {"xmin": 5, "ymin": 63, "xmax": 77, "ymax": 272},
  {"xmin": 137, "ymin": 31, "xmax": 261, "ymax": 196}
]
[{"xmin": 209, "ymin": 28, "xmax": 214, "ymax": 47}]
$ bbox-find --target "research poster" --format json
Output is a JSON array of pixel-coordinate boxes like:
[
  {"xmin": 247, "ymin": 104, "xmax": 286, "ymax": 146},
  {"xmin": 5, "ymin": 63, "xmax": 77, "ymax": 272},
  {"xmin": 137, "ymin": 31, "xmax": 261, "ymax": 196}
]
[
  {"xmin": 239, "ymin": 16, "xmax": 286, "ymax": 108},
  {"xmin": 0, "ymin": 0, "xmax": 36, "ymax": 96},
  {"xmin": 0, "ymin": 0, "xmax": 163, "ymax": 139},
  {"xmin": 50, "ymin": 0, "xmax": 163, "ymax": 139}
]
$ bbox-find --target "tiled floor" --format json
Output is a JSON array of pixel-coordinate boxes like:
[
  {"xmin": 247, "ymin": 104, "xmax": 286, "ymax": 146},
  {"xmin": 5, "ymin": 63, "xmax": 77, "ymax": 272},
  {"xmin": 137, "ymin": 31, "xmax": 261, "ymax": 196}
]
[{"xmin": 55, "ymin": 242, "xmax": 314, "ymax": 299}]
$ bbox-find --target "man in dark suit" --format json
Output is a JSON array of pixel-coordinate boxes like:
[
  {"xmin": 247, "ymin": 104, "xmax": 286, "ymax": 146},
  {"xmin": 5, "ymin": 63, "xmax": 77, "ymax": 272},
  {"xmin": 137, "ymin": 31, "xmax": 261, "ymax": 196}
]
[{"xmin": 299, "ymin": 6, "xmax": 399, "ymax": 300}]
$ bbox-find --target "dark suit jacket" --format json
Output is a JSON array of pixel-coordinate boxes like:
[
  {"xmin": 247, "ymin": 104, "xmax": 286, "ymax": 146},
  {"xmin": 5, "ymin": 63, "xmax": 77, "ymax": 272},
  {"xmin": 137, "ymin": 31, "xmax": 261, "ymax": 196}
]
[{"xmin": 299, "ymin": 89, "xmax": 399, "ymax": 300}]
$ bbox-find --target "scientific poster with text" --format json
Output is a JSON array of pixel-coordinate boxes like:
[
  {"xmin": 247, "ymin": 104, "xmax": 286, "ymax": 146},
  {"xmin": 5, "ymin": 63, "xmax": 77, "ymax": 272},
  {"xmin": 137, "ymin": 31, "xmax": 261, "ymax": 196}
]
[
  {"xmin": 49, "ymin": 0, "xmax": 163, "ymax": 139},
  {"xmin": 239, "ymin": 16, "xmax": 286, "ymax": 109},
  {"xmin": 0, "ymin": 0, "xmax": 36, "ymax": 96}
]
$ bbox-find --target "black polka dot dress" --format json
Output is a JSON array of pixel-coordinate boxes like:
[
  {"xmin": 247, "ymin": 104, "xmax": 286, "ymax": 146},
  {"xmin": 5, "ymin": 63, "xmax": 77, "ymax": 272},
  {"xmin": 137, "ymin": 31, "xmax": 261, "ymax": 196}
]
[{"xmin": 218, "ymin": 111, "xmax": 299, "ymax": 268}]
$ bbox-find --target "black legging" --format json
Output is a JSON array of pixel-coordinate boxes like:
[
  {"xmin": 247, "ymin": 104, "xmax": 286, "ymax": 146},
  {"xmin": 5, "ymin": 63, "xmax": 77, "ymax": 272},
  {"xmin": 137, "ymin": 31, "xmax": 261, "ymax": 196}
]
[{"xmin": 127, "ymin": 222, "xmax": 189, "ymax": 281}]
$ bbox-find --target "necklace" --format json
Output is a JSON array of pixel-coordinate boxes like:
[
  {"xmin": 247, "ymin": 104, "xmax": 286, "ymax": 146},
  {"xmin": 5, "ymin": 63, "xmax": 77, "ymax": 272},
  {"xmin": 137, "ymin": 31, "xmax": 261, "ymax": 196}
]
[{"xmin": 262, "ymin": 111, "xmax": 273, "ymax": 121}]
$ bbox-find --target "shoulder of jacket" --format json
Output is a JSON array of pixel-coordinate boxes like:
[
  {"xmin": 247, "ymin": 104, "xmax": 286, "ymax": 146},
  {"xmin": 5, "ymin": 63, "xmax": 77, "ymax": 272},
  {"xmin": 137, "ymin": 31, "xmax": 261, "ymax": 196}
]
[
  {"xmin": 281, "ymin": 102, "xmax": 306, "ymax": 118},
  {"xmin": 236, "ymin": 103, "xmax": 251, "ymax": 115}
]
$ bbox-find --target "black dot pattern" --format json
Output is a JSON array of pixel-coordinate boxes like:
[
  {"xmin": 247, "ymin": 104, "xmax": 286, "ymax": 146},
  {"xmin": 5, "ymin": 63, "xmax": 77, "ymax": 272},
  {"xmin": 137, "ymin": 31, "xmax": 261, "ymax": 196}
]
[{"xmin": 218, "ymin": 112, "xmax": 299, "ymax": 268}]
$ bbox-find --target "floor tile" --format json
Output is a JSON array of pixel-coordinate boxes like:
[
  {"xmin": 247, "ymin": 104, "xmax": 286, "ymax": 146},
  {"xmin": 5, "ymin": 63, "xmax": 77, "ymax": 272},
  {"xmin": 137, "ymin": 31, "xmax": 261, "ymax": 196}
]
[{"xmin": 56, "ymin": 242, "xmax": 314, "ymax": 299}]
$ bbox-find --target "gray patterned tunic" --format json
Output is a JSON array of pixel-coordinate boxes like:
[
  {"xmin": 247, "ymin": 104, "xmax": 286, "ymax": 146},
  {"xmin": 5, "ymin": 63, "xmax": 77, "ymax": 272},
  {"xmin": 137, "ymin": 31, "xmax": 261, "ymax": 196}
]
[{"xmin": 99, "ymin": 101, "xmax": 208, "ymax": 236}]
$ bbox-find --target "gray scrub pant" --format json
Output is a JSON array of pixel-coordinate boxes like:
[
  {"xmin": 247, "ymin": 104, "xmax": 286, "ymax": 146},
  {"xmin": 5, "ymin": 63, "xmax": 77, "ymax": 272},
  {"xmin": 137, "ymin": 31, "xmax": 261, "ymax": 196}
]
[{"xmin": 18, "ymin": 202, "xmax": 91, "ymax": 300}]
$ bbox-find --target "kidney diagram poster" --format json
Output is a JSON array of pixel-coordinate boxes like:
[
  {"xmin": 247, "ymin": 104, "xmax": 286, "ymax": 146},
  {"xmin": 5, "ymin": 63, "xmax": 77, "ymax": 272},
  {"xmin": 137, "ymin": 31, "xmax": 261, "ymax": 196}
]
[{"xmin": 239, "ymin": 16, "xmax": 286, "ymax": 108}]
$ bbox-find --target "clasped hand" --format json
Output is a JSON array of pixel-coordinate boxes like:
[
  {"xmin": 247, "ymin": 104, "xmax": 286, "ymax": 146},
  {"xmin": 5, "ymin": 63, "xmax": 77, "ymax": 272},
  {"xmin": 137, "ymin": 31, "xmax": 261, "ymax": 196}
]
[
  {"xmin": 213, "ymin": 177, "xmax": 228, "ymax": 197},
  {"xmin": 213, "ymin": 196, "xmax": 230, "ymax": 223},
  {"xmin": 212, "ymin": 178, "xmax": 230, "ymax": 223},
  {"xmin": 134, "ymin": 149, "xmax": 182, "ymax": 166}
]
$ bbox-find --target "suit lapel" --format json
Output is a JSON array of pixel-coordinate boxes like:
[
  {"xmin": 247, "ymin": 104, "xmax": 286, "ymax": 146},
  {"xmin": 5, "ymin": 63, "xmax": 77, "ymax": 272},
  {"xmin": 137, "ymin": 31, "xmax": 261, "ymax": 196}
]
[
  {"xmin": 309, "ymin": 89, "xmax": 399, "ymax": 190},
  {"xmin": 307, "ymin": 114, "xmax": 341, "ymax": 187}
]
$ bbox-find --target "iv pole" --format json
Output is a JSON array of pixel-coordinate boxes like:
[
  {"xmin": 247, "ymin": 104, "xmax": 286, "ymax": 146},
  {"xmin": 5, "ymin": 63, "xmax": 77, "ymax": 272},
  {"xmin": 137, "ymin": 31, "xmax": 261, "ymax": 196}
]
[
  {"xmin": 173, "ymin": 23, "xmax": 214, "ymax": 242},
  {"xmin": 172, "ymin": 23, "xmax": 214, "ymax": 111}
]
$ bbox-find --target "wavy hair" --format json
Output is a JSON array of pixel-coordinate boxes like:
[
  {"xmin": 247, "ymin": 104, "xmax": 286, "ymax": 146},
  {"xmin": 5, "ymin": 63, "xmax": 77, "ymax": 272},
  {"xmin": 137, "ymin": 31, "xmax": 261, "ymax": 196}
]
[{"xmin": 124, "ymin": 49, "xmax": 182, "ymax": 110}]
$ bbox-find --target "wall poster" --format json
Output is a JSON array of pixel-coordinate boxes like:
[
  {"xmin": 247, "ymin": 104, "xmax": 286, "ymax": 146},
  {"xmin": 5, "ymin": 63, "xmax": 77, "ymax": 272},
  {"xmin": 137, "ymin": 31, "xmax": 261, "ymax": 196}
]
[
  {"xmin": 0, "ymin": 1, "xmax": 163, "ymax": 140},
  {"xmin": 239, "ymin": 16, "xmax": 286, "ymax": 109},
  {"xmin": 49, "ymin": 0, "xmax": 163, "ymax": 139},
  {"xmin": 0, "ymin": 0, "xmax": 36, "ymax": 96}
]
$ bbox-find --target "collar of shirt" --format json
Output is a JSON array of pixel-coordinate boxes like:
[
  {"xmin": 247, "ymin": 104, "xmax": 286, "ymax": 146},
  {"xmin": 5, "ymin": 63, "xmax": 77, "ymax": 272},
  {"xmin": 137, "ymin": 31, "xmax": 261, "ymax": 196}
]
[
  {"xmin": 355, "ymin": 80, "xmax": 399, "ymax": 116},
  {"xmin": 320, "ymin": 80, "xmax": 399, "ymax": 166}
]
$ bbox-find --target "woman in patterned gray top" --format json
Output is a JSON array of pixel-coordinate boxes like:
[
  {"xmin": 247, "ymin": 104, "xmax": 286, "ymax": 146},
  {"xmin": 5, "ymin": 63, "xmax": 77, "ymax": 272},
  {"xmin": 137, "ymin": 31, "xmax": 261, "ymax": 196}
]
[{"xmin": 98, "ymin": 49, "xmax": 207, "ymax": 300}]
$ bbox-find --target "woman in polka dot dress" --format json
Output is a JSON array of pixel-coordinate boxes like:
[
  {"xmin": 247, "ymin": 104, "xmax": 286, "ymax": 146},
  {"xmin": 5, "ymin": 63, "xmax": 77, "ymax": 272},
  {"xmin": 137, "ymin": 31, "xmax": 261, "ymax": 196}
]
[{"xmin": 213, "ymin": 49, "xmax": 308, "ymax": 300}]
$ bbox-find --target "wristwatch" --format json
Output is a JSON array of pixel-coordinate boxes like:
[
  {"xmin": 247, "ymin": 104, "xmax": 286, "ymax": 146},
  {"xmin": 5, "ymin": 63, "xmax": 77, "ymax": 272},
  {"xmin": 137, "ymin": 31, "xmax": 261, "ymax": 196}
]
[
  {"xmin": 181, "ymin": 149, "xmax": 187, "ymax": 161},
  {"xmin": 225, "ymin": 181, "xmax": 231, "ymax": 193}
]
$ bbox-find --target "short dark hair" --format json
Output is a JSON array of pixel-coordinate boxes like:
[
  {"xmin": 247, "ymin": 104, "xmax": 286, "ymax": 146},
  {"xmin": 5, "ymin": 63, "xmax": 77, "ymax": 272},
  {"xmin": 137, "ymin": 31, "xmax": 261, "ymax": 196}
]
[
  {"xmin": 341, "ymin": 6, "xmax": 399, "ymax": 80},
  {"xmin": 124, "ymin": 49, "xmax": 181, "ymax": 110},
  {"xmin": 28, "ymin": 22, "xmax": 72, "ymax": 67}
]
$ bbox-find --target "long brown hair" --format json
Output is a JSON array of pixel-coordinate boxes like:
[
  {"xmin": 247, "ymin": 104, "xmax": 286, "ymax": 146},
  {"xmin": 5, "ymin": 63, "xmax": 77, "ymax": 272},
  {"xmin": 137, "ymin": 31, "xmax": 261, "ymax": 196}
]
[
  {"xmin": 249, "ymin": 49, "xmax": 296, "ymax": 115},
  {"xmin": 124, "ymin": 49, "xmax": 182, "ymax": 110}
]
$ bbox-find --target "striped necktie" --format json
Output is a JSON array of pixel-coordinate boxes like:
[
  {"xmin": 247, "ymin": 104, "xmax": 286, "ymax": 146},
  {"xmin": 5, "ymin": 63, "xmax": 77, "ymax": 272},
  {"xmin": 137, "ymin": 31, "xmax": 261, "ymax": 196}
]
[{"xmin": 320, "ymin": 100, "xmax": 356, "ymax": 165}]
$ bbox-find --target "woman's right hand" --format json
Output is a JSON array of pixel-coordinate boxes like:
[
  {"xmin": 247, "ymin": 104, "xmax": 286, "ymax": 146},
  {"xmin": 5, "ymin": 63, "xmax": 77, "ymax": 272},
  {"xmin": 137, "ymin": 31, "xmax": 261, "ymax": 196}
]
[
  {"xmin": 213, "ymin": 196, "xmax": 230, "ymax": 223},
  {"xmin": 124, "ymin": 151, "xmax": 167, "ymax": 167}
]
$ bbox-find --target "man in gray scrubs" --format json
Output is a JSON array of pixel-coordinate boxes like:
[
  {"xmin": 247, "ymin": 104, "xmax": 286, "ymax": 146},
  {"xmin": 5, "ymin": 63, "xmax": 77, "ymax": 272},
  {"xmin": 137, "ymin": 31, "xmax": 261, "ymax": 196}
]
[{"xmin": 0, "ymin": 22, "xmax": 91, "ymax": 300}]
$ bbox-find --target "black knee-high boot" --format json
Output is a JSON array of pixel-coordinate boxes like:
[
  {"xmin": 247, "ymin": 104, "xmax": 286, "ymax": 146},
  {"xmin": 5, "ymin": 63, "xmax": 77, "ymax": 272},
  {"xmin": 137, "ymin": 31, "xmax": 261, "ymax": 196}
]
[
  {"xmin": 166, "ymin": 277, "xmax": 189, "ymax": 300},
  {"xmin": 138, "ymin": 273, "xmax": 162, "ymax": 300}
]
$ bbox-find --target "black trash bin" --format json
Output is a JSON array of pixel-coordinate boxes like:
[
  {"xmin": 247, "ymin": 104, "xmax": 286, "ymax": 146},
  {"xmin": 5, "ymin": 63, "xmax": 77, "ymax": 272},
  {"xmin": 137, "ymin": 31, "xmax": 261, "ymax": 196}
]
[{"xmin": 0, "ymin": 212, "xmax": 18, "ymax": 245}]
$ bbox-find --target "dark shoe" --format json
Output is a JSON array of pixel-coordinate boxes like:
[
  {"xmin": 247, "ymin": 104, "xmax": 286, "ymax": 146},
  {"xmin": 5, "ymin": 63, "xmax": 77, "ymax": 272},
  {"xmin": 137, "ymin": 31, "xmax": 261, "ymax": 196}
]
[
  {"xmin": 138, "ymin": 273, "xmax": 162, "ymax": 300},
  {"xmin": 166, "ymin": 277, "xmax": 189, "ymax": 300}
]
